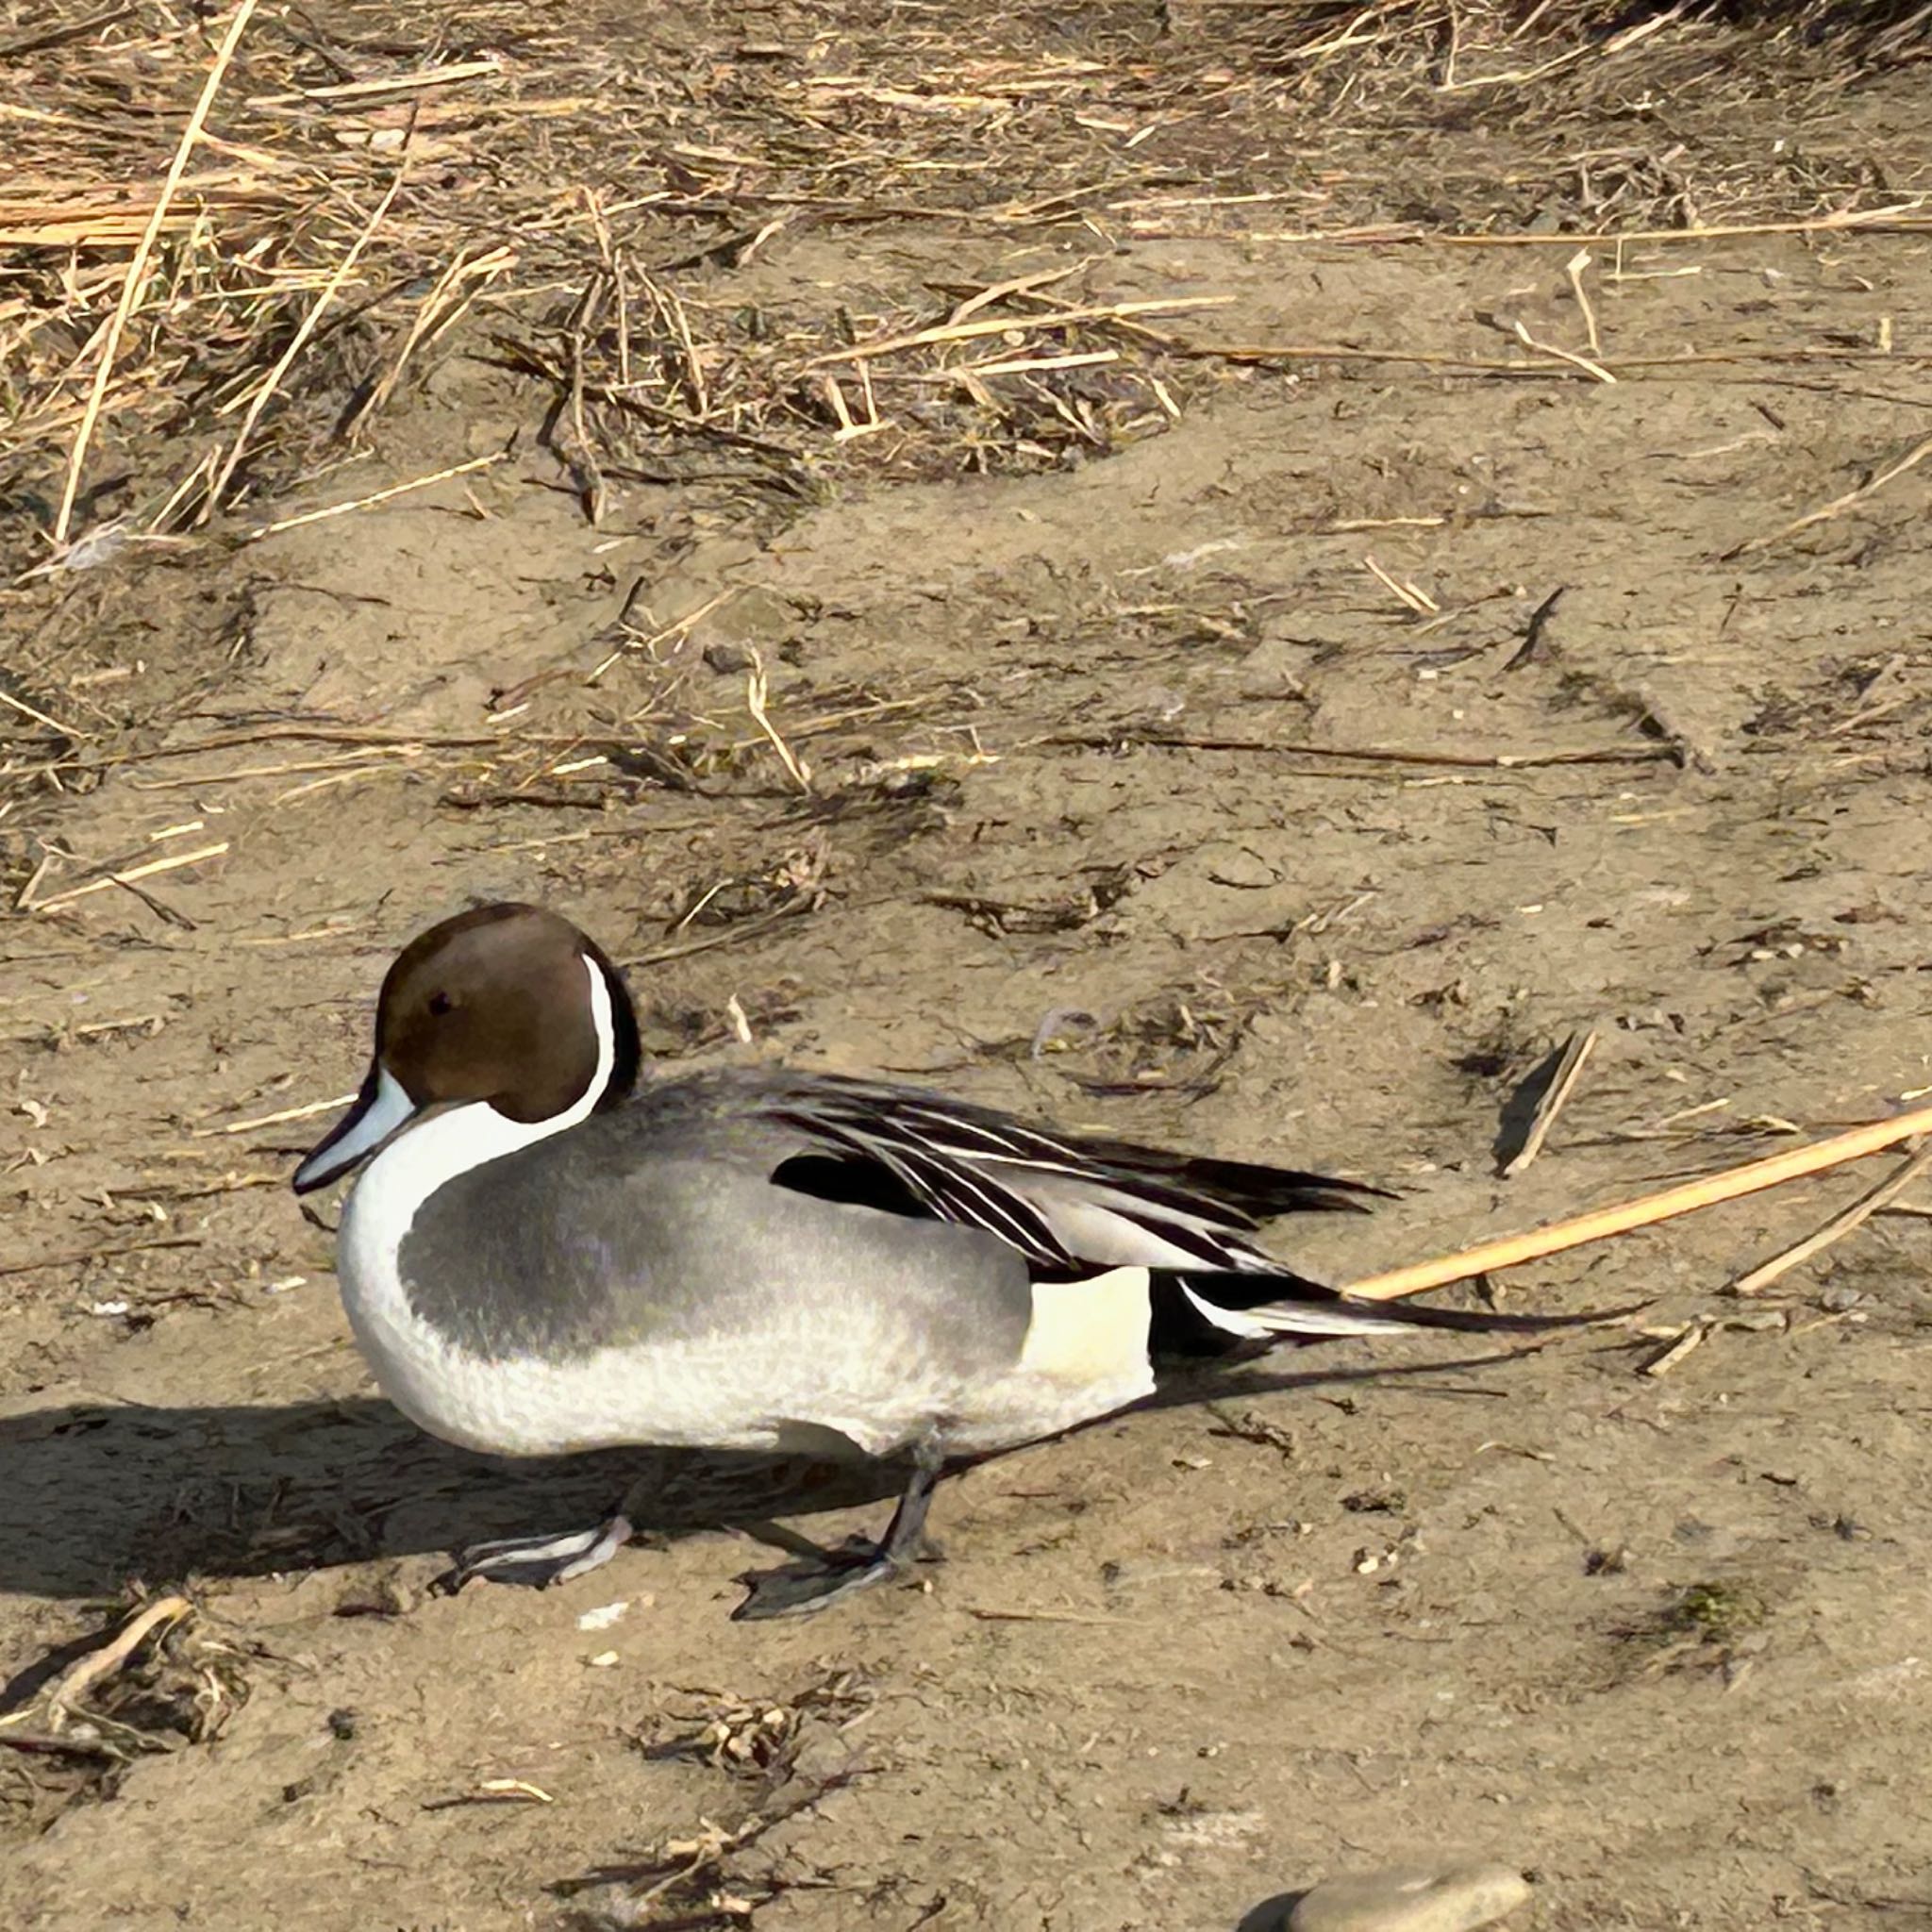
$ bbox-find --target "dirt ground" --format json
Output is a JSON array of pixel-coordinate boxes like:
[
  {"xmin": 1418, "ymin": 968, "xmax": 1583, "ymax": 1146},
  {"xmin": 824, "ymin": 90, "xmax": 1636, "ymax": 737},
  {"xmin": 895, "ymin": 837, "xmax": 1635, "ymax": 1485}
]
[{"xmin": 6, "ymin": 6, "xmax": 1932, "ymax": 1928}]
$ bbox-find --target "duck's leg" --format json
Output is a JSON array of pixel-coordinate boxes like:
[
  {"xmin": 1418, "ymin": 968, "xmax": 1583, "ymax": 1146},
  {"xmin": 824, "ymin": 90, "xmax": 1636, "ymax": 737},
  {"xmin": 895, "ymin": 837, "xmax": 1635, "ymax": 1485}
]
[{"xmin": 732, "ymin": 1441, "xmax": 943, "ymax": 1621}]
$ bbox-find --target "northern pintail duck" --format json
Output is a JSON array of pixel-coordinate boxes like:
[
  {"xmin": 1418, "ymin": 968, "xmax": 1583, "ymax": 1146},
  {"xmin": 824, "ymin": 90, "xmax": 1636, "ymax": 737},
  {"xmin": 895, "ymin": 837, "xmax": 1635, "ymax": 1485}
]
[{"xmin": 294, "ymin": 903, "xmax": 1564, "ymax": 1618}]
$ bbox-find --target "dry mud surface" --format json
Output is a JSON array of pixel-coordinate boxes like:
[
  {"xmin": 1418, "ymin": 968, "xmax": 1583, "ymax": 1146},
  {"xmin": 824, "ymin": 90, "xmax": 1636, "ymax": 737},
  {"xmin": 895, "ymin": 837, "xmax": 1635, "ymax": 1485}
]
[{"xmin": 4, "ymin": 7, "xmax": 1932, "ymax": 1929}]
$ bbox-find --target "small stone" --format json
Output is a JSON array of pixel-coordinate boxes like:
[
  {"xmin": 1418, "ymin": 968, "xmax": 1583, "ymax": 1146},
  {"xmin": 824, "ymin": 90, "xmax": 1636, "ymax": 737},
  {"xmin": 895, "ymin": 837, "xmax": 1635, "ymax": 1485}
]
[{"xmin": 1287, "ymin": 1860, "xmax": 1532, "ymax": 1932}]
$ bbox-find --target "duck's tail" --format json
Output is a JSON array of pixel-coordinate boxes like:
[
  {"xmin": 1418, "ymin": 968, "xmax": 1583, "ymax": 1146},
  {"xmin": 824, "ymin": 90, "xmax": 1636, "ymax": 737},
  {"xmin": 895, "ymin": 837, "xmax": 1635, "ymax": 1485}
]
[{"xmin": 1148, "ymin": 1267, "xmax": 1601, "ymax": 1357}]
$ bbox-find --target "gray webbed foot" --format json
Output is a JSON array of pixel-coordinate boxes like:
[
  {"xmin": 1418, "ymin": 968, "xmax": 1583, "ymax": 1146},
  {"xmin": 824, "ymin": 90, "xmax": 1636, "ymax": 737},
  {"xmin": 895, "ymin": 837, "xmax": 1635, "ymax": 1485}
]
[
  {"xmin": 732, "ymin": 1443, "xmax": 945, "ymax": 1621},
  {"xmin": 732, "ymin": 1538, "xmax": 909, "ymax": 1621},
  {"xmin": 437, "ymin": 1510, "xmax": 636, "ymax": 1592}
]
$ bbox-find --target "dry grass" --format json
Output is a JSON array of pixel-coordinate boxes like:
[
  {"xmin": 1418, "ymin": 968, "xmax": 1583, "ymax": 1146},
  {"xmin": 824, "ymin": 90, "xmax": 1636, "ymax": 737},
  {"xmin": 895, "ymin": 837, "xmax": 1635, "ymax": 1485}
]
[
  {"xmin": 1, "ymin": 0, "xmax": 1926, "ymax": 840},
  {"xmin": 4, "ymin": 0, "xmax": 1925, "ymax": 543},
  {"xmin": 0, "ymin": 1594, "xmax": 252, "ymax": 1825}
]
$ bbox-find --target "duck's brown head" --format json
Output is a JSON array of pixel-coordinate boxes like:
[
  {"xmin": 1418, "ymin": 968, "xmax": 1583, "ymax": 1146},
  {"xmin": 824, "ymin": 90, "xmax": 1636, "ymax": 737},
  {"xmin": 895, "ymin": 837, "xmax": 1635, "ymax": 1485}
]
[{"xmin": 292, "ymin": 903, "xmax": 639, "ymax": 1194}]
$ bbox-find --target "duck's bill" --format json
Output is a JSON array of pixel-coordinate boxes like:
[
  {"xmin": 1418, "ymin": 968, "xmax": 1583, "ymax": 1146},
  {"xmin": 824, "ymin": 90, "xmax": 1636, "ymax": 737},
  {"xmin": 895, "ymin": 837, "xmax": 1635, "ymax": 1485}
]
[{"xmin": 292, "ymin": 1063, "xmax": 416, "ymax": 1193}]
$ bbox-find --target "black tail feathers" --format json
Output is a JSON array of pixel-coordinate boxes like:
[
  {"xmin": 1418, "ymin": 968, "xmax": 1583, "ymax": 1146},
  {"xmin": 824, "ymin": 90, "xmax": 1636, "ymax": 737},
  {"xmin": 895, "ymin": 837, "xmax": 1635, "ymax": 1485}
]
[{"xmin": 1149, "ymin": 1267, "xmax": 1619, "ymax": 1359}]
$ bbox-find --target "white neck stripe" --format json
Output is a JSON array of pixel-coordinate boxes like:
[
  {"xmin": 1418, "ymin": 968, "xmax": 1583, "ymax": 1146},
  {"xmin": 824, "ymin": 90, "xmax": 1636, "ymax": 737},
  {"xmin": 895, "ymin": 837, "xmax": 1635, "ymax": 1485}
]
[{"xmin": 563, "ymin": 951, "xmax": 618, "ymax": 1128}]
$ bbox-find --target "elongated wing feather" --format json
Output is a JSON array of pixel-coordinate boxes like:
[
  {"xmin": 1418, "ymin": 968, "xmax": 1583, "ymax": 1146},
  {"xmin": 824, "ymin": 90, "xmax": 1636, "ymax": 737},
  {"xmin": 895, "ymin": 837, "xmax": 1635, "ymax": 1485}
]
[{"xmin": 768, "ymin": 1074, "xmax": 1378, "ymax": 1274}]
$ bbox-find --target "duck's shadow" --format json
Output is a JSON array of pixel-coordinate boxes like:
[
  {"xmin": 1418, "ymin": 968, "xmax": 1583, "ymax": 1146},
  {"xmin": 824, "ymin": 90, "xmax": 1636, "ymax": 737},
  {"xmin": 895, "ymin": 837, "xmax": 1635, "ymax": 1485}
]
[
  {"xmin": 0, "ymin": 1351, "xmax": 1535, "ymax": 1601},
  {"xmin": 1236, "ymin": 1895, "xmax": 1307, "ymax": 1932}
]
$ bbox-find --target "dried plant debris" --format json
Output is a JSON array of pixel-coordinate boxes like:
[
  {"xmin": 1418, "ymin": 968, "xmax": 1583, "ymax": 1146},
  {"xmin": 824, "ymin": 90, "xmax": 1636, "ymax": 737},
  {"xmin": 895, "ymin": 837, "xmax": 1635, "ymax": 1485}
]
[
  {"xmin": 1494, "ymin": 1027, "xmax": 1599, "ymax": 1176},
  {"xmin": 1007, "ymin": 980, "xmax": 1263, "ymax": 1098},
  {"xmin": 432, "ymin": 679, "xmax": 975, "ymax": 819},
  {"xmin": 923, "ymin": 862, "xmax": 1139, "ymax": 941},
  {"xmin": 6, "ymin": 0, "xmax": 1930, "ymax": 856},
  {"xmin": 558, "ymin": 1673, "xmax": 876, "ymax": 1928},
  {"xmin": 638, "ymin": 1670, "xmax": 874, "ymax": 1779},
  {"xmin": 5, "ymin": 0, "xmax": 1928, "ymax": 577},
  {"xmin": 0, "ymin": 1595, "xmax": 251, "ymax": 1815},
  {"xmin": 666, "ymin": 841, "xmax": 833, "ymax": 936},
  {"xmin": 553, "ymin": 1806, "xmax": 842, "ymax": 1932}
]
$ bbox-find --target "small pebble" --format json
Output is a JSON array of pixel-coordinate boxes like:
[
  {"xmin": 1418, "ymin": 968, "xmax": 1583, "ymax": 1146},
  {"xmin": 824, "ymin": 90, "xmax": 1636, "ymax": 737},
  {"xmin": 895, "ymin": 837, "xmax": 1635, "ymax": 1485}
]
[{"xmin": 1287, "ymin": 1860, "xmax": 1531, "ymax": 1932}]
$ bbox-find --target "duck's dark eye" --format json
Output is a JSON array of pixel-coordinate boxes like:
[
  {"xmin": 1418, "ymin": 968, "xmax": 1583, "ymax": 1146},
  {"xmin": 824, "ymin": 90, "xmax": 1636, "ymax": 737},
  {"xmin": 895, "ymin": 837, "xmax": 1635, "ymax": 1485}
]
[{"xmin": 427, "ymin": 991, "xmax": 454, "ymax": 1017}]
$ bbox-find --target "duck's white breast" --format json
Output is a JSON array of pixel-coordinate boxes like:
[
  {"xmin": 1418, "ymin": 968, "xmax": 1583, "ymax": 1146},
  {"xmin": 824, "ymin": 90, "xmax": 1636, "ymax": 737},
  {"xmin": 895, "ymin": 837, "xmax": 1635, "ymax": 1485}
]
[{"xmin": 337, "ymin": 1102, "xmax": 995, "ymax": 1459}]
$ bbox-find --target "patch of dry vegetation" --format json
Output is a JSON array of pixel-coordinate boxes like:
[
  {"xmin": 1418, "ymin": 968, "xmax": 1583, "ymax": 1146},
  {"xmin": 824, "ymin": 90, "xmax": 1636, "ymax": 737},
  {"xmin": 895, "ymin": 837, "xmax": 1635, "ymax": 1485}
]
[{"xmin": 2, "ymin": 0, "xmax": 1926, "ymax": 859}]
